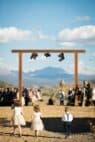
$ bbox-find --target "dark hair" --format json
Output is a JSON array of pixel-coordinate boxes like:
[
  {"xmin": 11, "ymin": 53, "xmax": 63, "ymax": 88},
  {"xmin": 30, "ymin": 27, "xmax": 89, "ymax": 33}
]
[
  {"xmin": 65, "ymin": 107, "xmax": 69, "ymax": 112},
  {"xmin": 33, "ymin": 105, "xmax": 40, "ymax": 112}
]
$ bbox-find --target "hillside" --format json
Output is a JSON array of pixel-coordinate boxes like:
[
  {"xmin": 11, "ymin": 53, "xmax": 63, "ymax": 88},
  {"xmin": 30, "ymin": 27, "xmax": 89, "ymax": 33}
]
[{"xmin": 0, "ymin": 80, "xmax": 14, "ymax": 88}]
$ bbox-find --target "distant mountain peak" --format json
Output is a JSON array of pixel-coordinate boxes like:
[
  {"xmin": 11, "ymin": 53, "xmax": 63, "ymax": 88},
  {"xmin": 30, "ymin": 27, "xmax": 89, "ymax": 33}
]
[
  {"xmin": 0, "ymin": 66, "xmax": 95, "ymax": 87},
  {"xmin": 31, "ymin": 66, "xmax": 67, "ymax": 74}
]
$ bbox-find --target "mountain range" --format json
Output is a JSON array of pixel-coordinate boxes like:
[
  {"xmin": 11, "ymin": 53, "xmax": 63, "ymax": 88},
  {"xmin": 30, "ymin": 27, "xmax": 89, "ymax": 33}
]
[{"xmin": 0, "ymin": 66, "xmax": 95, "ymax": 87}]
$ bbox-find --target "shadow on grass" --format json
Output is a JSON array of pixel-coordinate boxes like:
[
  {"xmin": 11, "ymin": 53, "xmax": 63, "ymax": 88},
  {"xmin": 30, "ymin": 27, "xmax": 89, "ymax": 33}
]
[
  {"xmin": 0, "ymin": 117, "xmax": 95, "ymax": 134},
  {"xmin": 0, "ymin": 117, "xmax": 10, "ymax": 127},
  {"xmin": 27, "ymin": 117, "xmax": 95, "ymax": 134},
  {"xmin": 43, "ymin": 117, "xmax": 95, "ymax": 133}
]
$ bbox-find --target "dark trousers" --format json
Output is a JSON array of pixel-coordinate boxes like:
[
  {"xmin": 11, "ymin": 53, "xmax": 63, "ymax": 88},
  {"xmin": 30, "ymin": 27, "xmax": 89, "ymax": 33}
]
[
  {"xmin": 92, "ymin": 100, "xmax": 95, "ymax": 106},
  {"xmin": 60, "ymin": 100, "xmax": 64, "ymax": 105},
  {"xmin": 25, "ymin": 97, "xmax": 29, "ymax": 106},
  {"xmin": 64, "ymin": 122, "xmax": 72, "ymax": 136}
]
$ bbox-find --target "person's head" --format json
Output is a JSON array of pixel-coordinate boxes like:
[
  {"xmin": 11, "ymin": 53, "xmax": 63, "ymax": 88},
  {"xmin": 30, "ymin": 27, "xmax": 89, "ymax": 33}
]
[
  {"xmin": 65, "ymin": 107, "xmax": 69, "ymax": 113},
  {"xmin": 33, "ymin": 105, "xmax": 40, "ymax": 112},
  {"xmin": 38, "ymin": 89, "xmax": 41, "ymax": 92},
  {"xmin": 14, "ymin": 101, "xmax": 21, "ymax": 107}
]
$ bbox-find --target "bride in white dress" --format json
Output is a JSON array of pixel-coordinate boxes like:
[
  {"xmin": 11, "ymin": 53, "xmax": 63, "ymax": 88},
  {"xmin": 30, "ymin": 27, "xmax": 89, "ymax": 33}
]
[{"xmin": 31, "ymin": 105, "xmax": 44, "ymax": 137}]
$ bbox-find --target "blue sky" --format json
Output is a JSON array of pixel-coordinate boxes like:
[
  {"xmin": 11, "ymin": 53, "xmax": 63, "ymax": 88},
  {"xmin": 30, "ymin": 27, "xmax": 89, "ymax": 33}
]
[{"xmin": 0, "ymin": 0, "xmax": 95, "ymax": 74}]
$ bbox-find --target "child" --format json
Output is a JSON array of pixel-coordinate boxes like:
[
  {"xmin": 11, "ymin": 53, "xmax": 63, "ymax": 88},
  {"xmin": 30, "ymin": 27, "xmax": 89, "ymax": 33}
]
[
  {"xmin": 10, "ymin": 103, "xmax": 15, "ymax": 127},
  {"xmin": 31, "ymin": 105, "xmax": 44, "ymax": 137},
  {"xmin": 62, "ymin": 107, "xmax": 73, "ymax": 138},
  {"xmin": 11, "ymin": 101, "xmax": 26, "ymax": 137}
]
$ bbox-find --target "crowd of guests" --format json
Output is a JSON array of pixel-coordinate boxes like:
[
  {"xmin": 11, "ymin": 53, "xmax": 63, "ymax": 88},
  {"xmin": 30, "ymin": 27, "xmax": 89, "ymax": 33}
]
[
  {"xmin": 58, "ymin": 81, "xmax": 95, "ymax": 106},
  {"xmin": 0, "ymin": 81, "xmax": 95, "ymax": 106},
  {"xmin": 0, "ymin": 87, "xmax": 42, "ymax": 106},
  {"xmin": 0, "ymin": 88, "xmax": 17, "ymax": 105}
]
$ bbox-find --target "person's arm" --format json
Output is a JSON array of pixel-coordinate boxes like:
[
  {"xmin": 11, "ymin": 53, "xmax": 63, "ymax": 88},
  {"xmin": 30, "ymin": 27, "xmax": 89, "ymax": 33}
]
[
  {"xmin": 40, "ymin": 112, "xmax": 43, "ymax": 118},
  {"xmin": 70, "ymin": 113, "xmax": 73, "ymax": 121},
  {"xmin": 61, "ymin": 114, "xmax": 65, "ymax": 121},
  {"xmin": 20, "ymin": 107, "xmax": 24, "ymax": 116}
]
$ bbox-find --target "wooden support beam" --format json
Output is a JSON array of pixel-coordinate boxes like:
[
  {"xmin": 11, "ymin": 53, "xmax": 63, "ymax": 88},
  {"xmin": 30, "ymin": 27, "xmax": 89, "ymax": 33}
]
[
  {"xmin": 18, "ymin": 52, "xmax": 22, "ymax": 104},
  {"xmin": 74, "ymin": 52, "xmax": 78, "ymax": 88},
  {"xmin": 74, "ymin": 52, "xmax": 78, "ymax": 106}
]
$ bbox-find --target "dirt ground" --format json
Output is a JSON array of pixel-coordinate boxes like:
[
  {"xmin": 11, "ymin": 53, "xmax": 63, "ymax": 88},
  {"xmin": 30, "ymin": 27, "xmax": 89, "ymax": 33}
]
[{"xmin": 0, "ymin": 103, "xmax": 95, "ymax": 142}]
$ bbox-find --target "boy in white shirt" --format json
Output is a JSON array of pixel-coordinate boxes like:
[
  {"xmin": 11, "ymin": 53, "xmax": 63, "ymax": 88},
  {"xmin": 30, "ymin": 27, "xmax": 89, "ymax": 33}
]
[{"xmin": 62, "ymin": 107, "xmax": 73, "ymax": 138}]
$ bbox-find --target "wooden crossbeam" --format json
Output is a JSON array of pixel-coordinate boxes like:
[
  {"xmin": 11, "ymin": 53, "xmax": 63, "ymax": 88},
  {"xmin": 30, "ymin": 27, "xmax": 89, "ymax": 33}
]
[{"xmin": 12, "ymin": 49, "xmax": 85, "ymax": 53}]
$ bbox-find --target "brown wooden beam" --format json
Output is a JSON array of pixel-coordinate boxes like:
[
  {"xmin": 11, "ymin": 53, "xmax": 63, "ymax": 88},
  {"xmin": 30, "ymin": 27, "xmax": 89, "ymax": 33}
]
[
  {"xmin": 74, "ymin": 52, "xmax": 78, "ymax": 88},
  {"xmin": 74, "ymin": 52, "xmax": 78, "ymax": 106},
  {"xmin": 12, "ymin": 49, "xmax": 85, "ymax": 53}
]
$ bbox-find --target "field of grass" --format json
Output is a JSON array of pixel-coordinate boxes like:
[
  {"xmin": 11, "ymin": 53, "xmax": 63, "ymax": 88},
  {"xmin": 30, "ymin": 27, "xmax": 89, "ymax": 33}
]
[{"xmin": 0, "ymin": 100, "xmax": 95, "ymax": 142}]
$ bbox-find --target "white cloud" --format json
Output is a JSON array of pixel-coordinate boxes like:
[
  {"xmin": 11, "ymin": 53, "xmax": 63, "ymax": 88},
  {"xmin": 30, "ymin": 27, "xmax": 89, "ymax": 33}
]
[
  {"xmin": 80, "ymin": 66, "xmax": 95, "ymax": 75},
  {"xmin": 38, "ymin": 31, "xmax": 48, "ymax": 40},
  {"xmin": 75, "ymin": 16, "xmax": 91, "ymax": 22},
  {"xmin": 0, "ymin": 57, "xmax": 3, "ymax": 63},
  {"xmin": 0, "ymin": 67, "xmax": 12, "ymax": 75},
  {"xmin": 58, "ymin": 25, "xmax": 95, "ymax": 45},
  {"xmin": 78, "ymin": 61, "xmax": 95, "ymax": 75},
  {"xmin": 37, "ymin": 31, "xmax": 55, "ymax": 41},
  {"xmin": 0, "ymin": 27, "xmax": 55, "ymax": 43},
  {"xmin": 0, "ymin": 56, "xmax": 18, "ymax": 72},
  {"xmin": 58, "ymin": 42, "xmax": 77, "ymax": 47},
  {"xmin": 64, "ymin": 60, "xmax": 95, "ymax": 75},
  {"xmin": 0, "ymin": 57, "xmax": 14, "ymax": 75},
  {"xmin": 92, "ymin": 53, "xmax": 95, "ymax": 56},
  {"xmin": 0, "ymin": 27, "xmax": 32, "ymax": 43}
]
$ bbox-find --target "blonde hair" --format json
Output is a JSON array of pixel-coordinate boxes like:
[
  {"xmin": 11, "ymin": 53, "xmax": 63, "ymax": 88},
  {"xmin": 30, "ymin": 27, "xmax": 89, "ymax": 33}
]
[{"xmin": 14, "ymin": 101, "xmax": 21, "ymax": 106}]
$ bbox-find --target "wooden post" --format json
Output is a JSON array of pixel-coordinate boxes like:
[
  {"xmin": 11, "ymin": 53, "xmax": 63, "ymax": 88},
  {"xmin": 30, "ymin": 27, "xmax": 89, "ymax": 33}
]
[
  {"xmin": 74, "ymin": 52, "xmax": 78, "ymax": 106},
  {"xmin": 18, "ymin": 52, "xmax": 23, "ymax": 103},
  {"xmin": 74, "ymin": 52, "xmax": 78, "ymax": 88}
]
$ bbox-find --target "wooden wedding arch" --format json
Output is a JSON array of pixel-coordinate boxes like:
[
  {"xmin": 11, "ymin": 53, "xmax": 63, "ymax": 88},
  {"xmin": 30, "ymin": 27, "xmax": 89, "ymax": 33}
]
[{"xmin": 12, "ymin": 49, "xmax": 85, "ymax": 104}]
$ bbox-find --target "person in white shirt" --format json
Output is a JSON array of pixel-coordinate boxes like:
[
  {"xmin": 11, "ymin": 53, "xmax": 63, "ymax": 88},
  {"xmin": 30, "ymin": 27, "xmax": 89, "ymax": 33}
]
[
  {"xmin": 59, "ymin": 90, "xmax": 65, "ymax": 105},
  {"xmin": 92, "ymin": 87, "xmax": 95, "ymax": 106},
  {"xmin": 62, "ymin": 107, "xmax": 73, "ymax": 138}
]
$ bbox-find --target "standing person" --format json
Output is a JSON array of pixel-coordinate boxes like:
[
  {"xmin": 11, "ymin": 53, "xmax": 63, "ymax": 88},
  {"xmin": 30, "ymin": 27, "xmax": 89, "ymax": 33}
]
[
  {"xmin": 82, "ymin": 81, "xmax": 87, "ymax": 106},
  {"xmin": 31, "ymin": 105, "xmax": 44, "ymax": 137},
  {"xmin": 36, "ymin": 89, "xmax": 43, "ymax": 101},
  {"xmin": 23, "ymin": 88, "xmax": 29, "ymax": 106},
  {"xmin": 92, "ymin": 87, "xmax": 95, "ymax": 106},
  {"xmin": 11, "ymin": 101, "xmax": 26, "ymax": 137},
  {"xmin": 68, "ymin": 88, "xmax": 75, "ymax": 106},
  {"xmin": 86, "ymin": 82, "xmax": 92, "ymax": 106},
  {"xmin": 62, "ymin": 107, "xmax": 73, "ymax": 138},
  {"xmin": 59, "ymin": 90, "xmax": 65, "ymax": 105}
]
